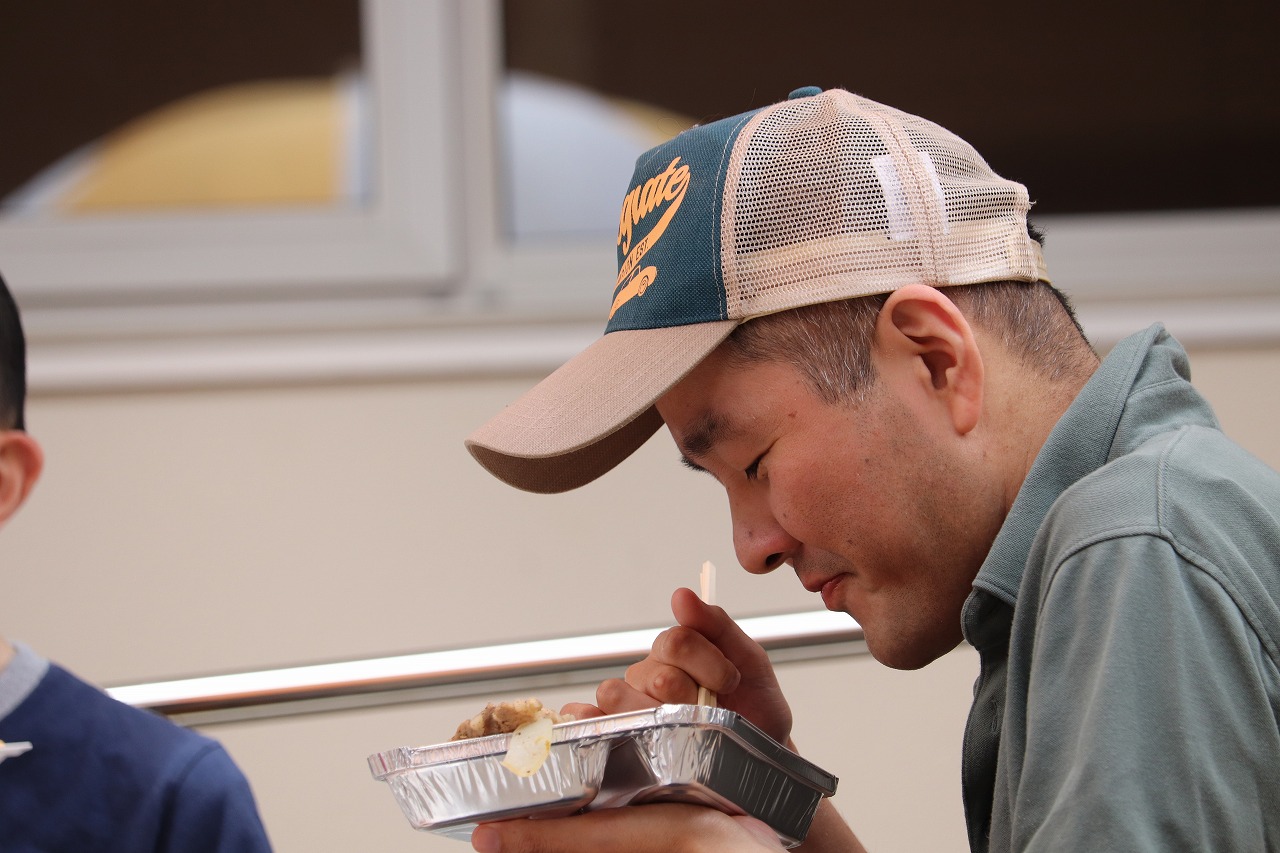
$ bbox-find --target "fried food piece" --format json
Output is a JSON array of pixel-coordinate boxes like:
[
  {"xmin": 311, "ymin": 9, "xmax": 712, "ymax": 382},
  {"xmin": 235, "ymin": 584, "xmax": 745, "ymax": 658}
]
[{"xmin": 450, "ymin": 698, "xmax": 571, "ymax": 741}]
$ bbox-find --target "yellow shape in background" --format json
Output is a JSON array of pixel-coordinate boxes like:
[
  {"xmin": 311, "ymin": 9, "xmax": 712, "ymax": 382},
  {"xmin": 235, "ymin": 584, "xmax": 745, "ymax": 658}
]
[{"xmin": 63, "ymin": 78, "xmax": 344, "ymax": 212}]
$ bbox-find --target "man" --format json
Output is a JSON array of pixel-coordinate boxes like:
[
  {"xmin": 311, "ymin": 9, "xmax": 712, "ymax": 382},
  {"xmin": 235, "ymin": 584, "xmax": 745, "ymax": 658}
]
[
  {"xmin": 465, "ymin": 87, "xmax": 1280, "ymax": 852},
  {"xmin": 0, "ymin": 273, "xmax": 274, "ymax": 852}
]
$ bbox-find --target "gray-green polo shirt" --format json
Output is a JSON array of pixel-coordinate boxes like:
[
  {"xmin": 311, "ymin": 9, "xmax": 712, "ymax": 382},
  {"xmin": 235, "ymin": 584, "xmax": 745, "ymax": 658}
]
[{"xmin": 961, "ymin": 324, "xmax": 1280, "ymax": 852}]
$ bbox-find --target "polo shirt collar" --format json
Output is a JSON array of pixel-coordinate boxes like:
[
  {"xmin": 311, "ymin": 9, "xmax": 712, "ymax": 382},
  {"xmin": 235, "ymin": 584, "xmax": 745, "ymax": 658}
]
[{"xmin": 963, "ymin": 323, "xmax": 1166, "ymax": 628}]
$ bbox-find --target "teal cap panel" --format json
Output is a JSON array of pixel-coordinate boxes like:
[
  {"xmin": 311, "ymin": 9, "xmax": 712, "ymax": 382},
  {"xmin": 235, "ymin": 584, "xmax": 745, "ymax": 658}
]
[{"xmin": 606, "ymin": 108, "xmax": 763, "ymax": 333}]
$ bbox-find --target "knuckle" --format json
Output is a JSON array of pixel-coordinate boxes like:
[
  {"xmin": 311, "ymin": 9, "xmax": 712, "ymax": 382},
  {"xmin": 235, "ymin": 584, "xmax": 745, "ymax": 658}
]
[
  {"xmin": 622, "ymin": 660, "xmax": 653, "ymax": 687},
  {"xmin": 655, "ymin": 625, "xmax": 700, "ymax": 659},
  {"xmin": 650, "ymin": 666, "xmax": 697, "ymax": 702},
  {"xmin": 596, "ymin": 677, "xmax": 629, "ymax": 707}
]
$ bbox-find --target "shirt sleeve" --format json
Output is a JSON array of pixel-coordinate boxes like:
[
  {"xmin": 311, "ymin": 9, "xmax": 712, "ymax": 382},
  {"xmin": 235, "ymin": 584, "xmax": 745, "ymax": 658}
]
[
  {"xmin": 1011, "ymin": 532, "xmax": 1280, "ymax": 852},
  {"xmin": 159, "ymin": 741, "xmax": 274, "ymax": 853}
]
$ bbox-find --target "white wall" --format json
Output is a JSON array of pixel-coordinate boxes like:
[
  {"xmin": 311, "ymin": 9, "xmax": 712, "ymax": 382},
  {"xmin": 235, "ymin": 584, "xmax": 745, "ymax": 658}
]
[{"xmin": 3, "ymin": 335, "xmax": 1278, "ymax": 852}]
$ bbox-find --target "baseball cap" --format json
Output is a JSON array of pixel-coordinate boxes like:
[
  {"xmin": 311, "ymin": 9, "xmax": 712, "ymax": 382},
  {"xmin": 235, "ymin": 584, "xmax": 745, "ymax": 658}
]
[{"xmin": 466, "ymin": 86, "xmax": 1049, "ymax": 493}]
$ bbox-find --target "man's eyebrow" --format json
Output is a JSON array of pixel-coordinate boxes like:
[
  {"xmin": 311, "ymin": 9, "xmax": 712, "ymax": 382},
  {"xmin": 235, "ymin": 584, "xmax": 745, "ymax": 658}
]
[{"xmin": 676, "ymin": 412, "xmax": 739, "ymax": 474}]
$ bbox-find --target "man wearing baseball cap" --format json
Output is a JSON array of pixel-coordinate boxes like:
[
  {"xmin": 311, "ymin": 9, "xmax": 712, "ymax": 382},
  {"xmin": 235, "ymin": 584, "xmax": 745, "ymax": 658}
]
[{"xmin": 466, "ymin": 87, "xmax": 1280, "ymax": 852}]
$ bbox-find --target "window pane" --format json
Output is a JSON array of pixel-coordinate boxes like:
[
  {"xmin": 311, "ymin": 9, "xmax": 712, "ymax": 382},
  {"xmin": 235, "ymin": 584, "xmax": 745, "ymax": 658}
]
[
  {"xmin": 501, "ymin": 0, "xmax": 1279, "ymax": 235},
  {"xmin": 0, "ymin": 1, "xmax": 364, "ymax": 217}
]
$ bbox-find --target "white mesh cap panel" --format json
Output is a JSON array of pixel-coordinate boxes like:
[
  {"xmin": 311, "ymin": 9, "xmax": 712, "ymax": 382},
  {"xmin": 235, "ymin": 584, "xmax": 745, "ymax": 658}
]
[{"xmin": 720, "ymin": 90, "xmax": 1047, "ymax": 320}]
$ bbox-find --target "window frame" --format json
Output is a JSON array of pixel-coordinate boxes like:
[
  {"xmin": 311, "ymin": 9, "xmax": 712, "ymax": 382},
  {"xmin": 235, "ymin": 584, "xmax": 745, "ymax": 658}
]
[
  {"xmin": 0, "ymin": 0, "xmax": 461, "ymax": 302},
  {"xmin": 8, "ymin": 0, "xmax": 1279, "ymax": 396}
]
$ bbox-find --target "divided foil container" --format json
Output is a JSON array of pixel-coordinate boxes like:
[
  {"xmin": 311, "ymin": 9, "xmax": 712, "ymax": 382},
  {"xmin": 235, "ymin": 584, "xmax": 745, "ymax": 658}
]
[{"xmin": 368, "ymin": 704, "xmax": 837, "ymax": 848}]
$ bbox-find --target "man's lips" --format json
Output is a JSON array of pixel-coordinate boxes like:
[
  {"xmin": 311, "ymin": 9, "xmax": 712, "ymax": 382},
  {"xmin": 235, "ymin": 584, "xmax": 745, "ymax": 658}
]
[
  {"xmin": 799, "ymin": 572, "xmax": 852, "ymax": 610},
  {"xmin": 799, "ymin": 575, "xmax": 827, "ymax": 593},
  {"xmin": 819, "ymin": 575, "xmax": 848, "ymax": 611}
]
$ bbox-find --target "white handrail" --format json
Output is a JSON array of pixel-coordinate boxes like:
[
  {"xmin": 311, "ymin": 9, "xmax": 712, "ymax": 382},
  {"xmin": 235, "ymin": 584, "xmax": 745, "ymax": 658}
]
[{"xmin": 107, "ymin": 610, "xmax": 864, "ymax": 726}]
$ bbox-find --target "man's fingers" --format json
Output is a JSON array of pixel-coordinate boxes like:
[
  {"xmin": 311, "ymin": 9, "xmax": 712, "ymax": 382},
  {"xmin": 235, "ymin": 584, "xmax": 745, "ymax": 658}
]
[
  {"xmin": 594, "ymin": 677, "xmax": 664, "ymax": 714},
  {"xmin": 671, "ymin": 588, "xmax": 770, "ymax": 672},
  {"xmin": 668, "ymin": 587, "xmax": 793, "ymax": 743},
  {"xmin": 644, "ymin": 622, "xmax": 742, "ymax": 694},
  {"xmin": 471, "ymin": 803, "xmax": 785, "ymax": 853},
  {"xmin": 559, "ymin": 701, "xmax": 605, "ymax": 720},
  {"xmin": 589, "ymin": 588, "xmax": 793, "ymax": 744},
  {"xmin": 621, "ymin": 658, "xmax": 703, "ymax": 705},
  {"xmin": 733, "ymin": 815, "xmax": 787, "ymax": 849}
]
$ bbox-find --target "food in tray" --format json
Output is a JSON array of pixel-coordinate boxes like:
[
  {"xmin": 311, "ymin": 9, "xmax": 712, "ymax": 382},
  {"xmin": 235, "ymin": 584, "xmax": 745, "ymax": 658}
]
[
  {"xmin": 499, "ymin": 716, "xmax": 553, "ymax": 777},
  {"xmin": 451, "ymin": 697, "xmax": 575, "ymax": 777},
  {"xmin": 450, "ymin": 697, "xmax": 572, "ymax": 741}
]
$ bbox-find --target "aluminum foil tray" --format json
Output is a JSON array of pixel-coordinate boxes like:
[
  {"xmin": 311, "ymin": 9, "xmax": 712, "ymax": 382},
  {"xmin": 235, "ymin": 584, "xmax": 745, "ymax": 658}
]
[{"xmin": 369, "ymin": 703, "xmax": 837, "ymax": 848}]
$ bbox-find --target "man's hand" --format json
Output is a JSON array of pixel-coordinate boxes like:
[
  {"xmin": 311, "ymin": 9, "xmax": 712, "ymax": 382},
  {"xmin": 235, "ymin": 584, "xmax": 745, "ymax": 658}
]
[
  {"xmin": 471, "ymin": 803, "xmax": 785, "ymax": 853},
  {"xmin": 562, "ymin": 588, "xmax": 794, "ymax": 745},
  {"xmin": 552, "ymin": 589, "xmax": 867, "ymax": 853}
]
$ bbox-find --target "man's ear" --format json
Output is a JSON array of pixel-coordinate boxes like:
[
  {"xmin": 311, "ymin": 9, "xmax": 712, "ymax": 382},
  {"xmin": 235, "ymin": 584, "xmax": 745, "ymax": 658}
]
[
  {"xmin": 0, "ymin": 430, "xmax": 43, "ymax": 525},
  {"xmin": 874, "ymin": 284, "xmax": 984, "ymax": 435}
]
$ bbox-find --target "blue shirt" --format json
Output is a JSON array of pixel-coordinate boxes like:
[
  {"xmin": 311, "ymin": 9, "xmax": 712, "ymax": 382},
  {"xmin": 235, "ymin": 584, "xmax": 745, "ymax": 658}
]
[{"xmin": 0, "ymin": 644, "xmax": 272, "ymax": 852}]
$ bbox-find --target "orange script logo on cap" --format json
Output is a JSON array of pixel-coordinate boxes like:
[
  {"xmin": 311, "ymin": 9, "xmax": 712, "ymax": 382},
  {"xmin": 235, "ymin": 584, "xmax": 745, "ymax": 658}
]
[{"xmin": 611, "ymin": 157, "xmax": 690, "ymax": 318}]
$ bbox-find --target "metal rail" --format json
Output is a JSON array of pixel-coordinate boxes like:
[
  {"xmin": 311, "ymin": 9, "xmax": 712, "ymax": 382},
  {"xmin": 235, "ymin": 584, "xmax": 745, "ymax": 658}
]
[{"xmin": 106, "ymin": 610, "xmax": 865, "ymax": 727}]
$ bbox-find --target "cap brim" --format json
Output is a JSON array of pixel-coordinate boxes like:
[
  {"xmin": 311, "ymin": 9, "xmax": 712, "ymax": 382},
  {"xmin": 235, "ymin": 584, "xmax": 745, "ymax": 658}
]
[{"xmin": 466, "ymin": 320, "xmax": 738, "ymax": 493}]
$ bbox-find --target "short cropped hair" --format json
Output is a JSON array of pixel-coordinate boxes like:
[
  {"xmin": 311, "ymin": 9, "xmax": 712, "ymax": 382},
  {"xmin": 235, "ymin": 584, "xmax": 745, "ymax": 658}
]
[
  {"xmin": 0, "ymin": 274, "xmax": 28, "ymax": 431},
  {"xmin": 722, "ymin": 279, "xmax": 1096, "ymax": 405}
]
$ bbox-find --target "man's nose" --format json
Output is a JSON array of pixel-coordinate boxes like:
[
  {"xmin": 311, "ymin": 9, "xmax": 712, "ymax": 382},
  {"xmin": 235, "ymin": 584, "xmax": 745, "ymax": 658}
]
[{"xmin": 731, "ymin": 498, "xmax": 798, "ymax": 575}]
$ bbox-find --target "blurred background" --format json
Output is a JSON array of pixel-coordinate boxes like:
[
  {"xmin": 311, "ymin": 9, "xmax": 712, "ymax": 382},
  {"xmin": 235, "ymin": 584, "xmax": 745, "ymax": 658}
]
[{"xmin": 1, "ymin": 1, "xmax": 1277, "ymax": 850}]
